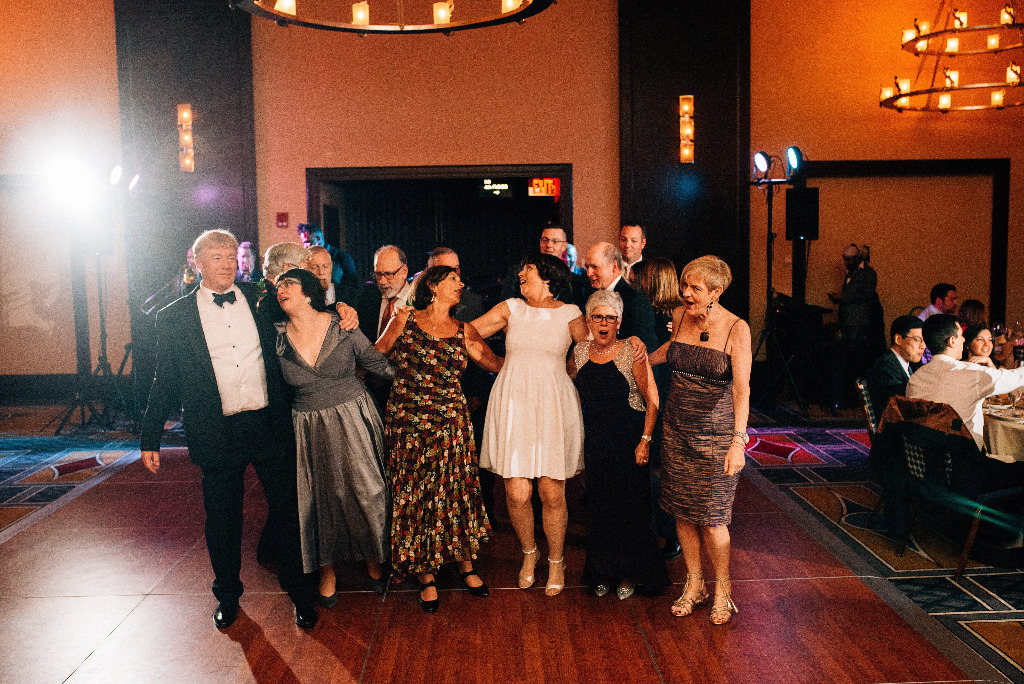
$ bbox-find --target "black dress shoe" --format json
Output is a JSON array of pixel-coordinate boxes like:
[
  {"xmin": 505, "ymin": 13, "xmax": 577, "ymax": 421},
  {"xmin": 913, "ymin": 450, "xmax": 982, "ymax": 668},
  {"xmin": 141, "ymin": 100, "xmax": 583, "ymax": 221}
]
[
  {"xmin": 213, "ymin": 602, "xmax": 239, "ymax": 629},
  {"xmin": 661, "ymin": 540, "xmax": 682, "ymax": 561},
  {"xmin": 418, "ymin": 579, "xmax": 439, "ymax": 613},
  {"xmin": 459, "ymin": 570, "xmax": 489, "ymax": 598},
  {"xmin": 294, "ymin": 602, "xmax": 319, "ymax": 629},
  {"xmin": 317, "ymin": 591, "xmax": 338, "ymax": 609},
  {"xmin": 369, "ymin": 574, "xmax": 389, "ymax": 596}
]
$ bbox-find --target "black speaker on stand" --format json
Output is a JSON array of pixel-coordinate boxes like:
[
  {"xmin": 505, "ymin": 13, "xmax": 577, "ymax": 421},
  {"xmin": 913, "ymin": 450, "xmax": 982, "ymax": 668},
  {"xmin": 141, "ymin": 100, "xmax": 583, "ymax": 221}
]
[{"xmin": 787, "ymin": 186, "xmax": 819, "ymax": 307}]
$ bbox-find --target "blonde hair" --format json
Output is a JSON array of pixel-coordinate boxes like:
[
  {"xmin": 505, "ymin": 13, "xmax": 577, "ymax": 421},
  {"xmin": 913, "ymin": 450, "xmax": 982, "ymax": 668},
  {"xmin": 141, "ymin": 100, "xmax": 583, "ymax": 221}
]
[
  {"xmin": 680, "ymin": 255, "xmax": 732, "ymax": 293},
  {"xmin": 192, "ymin": 230, "xmax": 238, "ymax": 261},
  {"xmin": 632, "ymin": 257, "xmax": 681, "ymax": 315}
]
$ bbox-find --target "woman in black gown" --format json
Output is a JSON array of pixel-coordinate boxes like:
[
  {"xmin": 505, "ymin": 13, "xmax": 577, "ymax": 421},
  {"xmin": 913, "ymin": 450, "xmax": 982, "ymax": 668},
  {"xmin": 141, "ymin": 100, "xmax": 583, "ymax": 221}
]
[{"xmin": 570, "ymin": 290, "xmax": 668, "ymax": 599}]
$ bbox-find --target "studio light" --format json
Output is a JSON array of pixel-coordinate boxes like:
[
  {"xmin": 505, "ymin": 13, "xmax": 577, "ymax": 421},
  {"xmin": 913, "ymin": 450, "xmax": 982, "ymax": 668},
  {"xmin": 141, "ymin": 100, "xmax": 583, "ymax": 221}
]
[
  {"xmin": 109, "ymin": 165, "xmax": 123, "ymax": 185},
  {"xmin": 753, "ymin": 151, "xmax": 772, "ymax": 175},
  {"xmin": 786, "ymin": 146, "xmax": 804, "ymax": 176}
]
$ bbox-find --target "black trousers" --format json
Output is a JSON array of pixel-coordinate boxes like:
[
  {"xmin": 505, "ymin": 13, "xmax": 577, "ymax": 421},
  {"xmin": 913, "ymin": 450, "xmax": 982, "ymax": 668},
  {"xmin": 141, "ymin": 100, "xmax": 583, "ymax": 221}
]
[{"xmin": 199, "ymin": 408, "xmax": 310, "ymax": 606}]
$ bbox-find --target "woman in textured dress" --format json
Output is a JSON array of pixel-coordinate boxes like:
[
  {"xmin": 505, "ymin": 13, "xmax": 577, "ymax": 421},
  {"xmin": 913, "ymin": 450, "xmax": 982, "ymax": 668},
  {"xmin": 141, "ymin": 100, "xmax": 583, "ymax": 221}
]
[
  {"xmin": 274, "ymin": 268, "xmax": 393, "ymax": 606},
  {"xmin": 570, "ymin": 290, "xmax": 668, "ymax": 599},
  {"xmin": 375, "ymin": 265, "xmax": 503, "ymax": 613},
  {"xmin": 472, "ymin": 253, "xmax": 589, "ymax": 596},
  {"xmin": 649, "ymin": 256, "xmax": 751, "ymax": 625}
]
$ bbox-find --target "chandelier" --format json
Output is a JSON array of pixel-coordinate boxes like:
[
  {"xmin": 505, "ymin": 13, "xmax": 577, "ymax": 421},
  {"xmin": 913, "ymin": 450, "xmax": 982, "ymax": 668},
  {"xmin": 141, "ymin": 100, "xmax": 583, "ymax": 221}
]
[
  {"xmin": 880, "ymin": 1, "xmax": 1024, "ymax": 111},
  {"xmin": 231, "ymin": 0, "xmax": 555, "ymax": 35}
]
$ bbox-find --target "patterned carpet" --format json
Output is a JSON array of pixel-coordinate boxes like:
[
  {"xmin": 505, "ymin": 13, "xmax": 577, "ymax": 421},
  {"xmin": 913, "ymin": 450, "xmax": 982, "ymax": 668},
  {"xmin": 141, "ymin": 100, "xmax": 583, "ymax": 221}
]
[
  {"xmin": 749, "ymin": 426, "xmax": 1024, "ymax": 683},
  {"xmin": 0, "ymin": 433, "xmax": 139, "ymax": 543}
]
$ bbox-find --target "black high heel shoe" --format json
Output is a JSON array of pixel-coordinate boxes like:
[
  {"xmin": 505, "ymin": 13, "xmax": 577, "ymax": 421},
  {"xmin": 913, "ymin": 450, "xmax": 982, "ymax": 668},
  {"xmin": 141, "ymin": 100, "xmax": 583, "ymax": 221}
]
[
  {"xmin": 418, "ymin": 579, "xmax": 439, "ymax": 613},
  {"xmin": 459, "ymin": 569, "xmax": 490, "ymax": 598}
]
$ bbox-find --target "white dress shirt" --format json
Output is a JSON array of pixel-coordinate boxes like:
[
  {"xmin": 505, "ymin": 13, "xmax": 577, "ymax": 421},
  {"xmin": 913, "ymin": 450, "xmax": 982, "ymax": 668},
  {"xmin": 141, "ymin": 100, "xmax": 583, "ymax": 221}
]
[
  {"xmin": 196, "ymin": 284, "xmax": 268, "ymax": 416},
  {"xmin": 906, "ymin": 353, "xmax": 1024, "ymax": 450},
  {"xmin": 325, "ymin": 282, "xmax": 336, "ymax": 306},
  {"xmin": 606, "ymin": 275, "xmax": 623, "ymax": 291},
  {"xmin": 891, "ymin": 349, "xmax": 911, "ymax": 379}
]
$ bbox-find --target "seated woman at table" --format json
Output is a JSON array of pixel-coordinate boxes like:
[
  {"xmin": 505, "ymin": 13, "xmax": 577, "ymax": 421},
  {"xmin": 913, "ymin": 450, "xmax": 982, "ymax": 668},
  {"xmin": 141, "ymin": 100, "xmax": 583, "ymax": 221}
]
[
  {"xmin": 274, "ymin": 268, "xmax": 393, "ymax": 605},
  {"xmin": 569, "ymin": 290, "xmax": 669, "ymax": 599},
  {"xmin": 962, "ymin": 326, "xmax": 996, "ymax": 368}
]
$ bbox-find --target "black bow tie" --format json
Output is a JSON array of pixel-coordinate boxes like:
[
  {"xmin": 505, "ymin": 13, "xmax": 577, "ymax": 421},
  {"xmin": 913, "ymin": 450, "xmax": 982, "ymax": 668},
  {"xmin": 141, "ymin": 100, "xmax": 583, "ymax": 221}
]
[{"xmin": 213, "ymin": 291, "xmax": 237, "ymax": 307}]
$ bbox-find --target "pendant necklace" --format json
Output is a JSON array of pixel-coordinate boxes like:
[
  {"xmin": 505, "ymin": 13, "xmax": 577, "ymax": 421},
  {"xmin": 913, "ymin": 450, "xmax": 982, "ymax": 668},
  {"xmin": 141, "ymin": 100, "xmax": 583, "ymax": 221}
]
[{"xmin": 700, "ymin": 300, "xmax": 714, "ymax": 342}]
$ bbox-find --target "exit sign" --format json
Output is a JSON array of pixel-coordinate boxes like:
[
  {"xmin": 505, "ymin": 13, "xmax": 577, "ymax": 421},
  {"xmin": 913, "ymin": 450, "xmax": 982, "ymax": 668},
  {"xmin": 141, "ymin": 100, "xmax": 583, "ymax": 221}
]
[{"xmin": 528, "ymin": 178, "xmax": 560, "ymax": 201}]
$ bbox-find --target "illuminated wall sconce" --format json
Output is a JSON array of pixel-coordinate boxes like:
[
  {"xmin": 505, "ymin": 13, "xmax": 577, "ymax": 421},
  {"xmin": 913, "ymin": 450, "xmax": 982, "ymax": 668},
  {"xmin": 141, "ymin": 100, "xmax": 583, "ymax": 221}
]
[
  {"xmin": 938, "ymin": 93, "xmax": 952, "ymax": 110},
  {"xmin": 992, "ymin": 89, "xmax": 1005, "ymax": 106},
  {"xmin": 945, "ymin": 36, "xmax": 959, "ymax": 52},
  {"xmin": 178, "ymin": 104, "xmax": 194, "ymax": 172},
  {"xmin": 988, "ymin": 34, "xmax": 1000, "ymax": 50},
  {"xmin": 879, "ymin": 85, "xmax": 895, "ymax": 102},
  {"xmin": 944, "ymin": 69, "xmax": 959, "ymax": 88},
  {"xmin": 502, "ymin": 0, "xmax": 523, "ymax": 12},
  {"xmin": 1001, "ymin": 4, "xmax": 1015, "ymax": 25},
  {"xmin": 274, "ymin": 0, "xmax": 297, "ymax": 15},
  {"xmin": 679, "ymin": 95, "xmax": 694, "ymax": 163},
  {"xmin": 353, "ymin": 2, "xmax": 369, "ymax": 24},
  {"xmin": 1008, "ymin": 63, "xmax": 1021, "ymax": 84},
  {"xmin": 433, "ymin": 1, "xmax": 452, "ymax": 23},
  {"xmin": 953, "ymin": 10, "xmax": 967, "ymax": 29},
  {"xmin": 902, "ymin": 28, "xmax": 917, "ymax": 45}
]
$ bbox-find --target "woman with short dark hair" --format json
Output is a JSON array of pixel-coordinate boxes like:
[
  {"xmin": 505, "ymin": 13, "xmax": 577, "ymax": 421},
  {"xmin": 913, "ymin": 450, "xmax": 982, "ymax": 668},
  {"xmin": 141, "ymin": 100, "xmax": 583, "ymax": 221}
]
[
  {"xmin": 376, "ymin": 265, "xmax": 503, "ymax": 613},
  {"xmin": 274, "ymin": 268, "xmax": 393, "ymax": 606}
]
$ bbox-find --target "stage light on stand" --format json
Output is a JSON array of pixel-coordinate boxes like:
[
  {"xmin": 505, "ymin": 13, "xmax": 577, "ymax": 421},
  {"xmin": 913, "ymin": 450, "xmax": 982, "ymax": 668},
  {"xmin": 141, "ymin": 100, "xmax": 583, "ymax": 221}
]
[
  {"xmin": 786, "ymin": 146, "xmax": 804, "ymax": 176},
  {"xmin": 753, "ymin": 151, "xmax": 772, "ymax": 176}
]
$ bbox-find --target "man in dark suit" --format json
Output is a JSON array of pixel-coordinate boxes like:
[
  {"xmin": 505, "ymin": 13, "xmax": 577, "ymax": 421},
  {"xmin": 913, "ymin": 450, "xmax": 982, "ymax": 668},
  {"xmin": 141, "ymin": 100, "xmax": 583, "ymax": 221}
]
[
  {"xmin": 355, "ymin": 244, "xmax": 414, "ymax": 344},
  {"xmin": 584, "ymin": 242, "xmax": 658, "ymax": 351},
  {"xmin": 140, "ymin": 230, "xmax": 317, "ymax": 630},
  {"xmin": 864, "ymin": 314, "xmax": 927, "ymax": 414},
  {"xmin": 297, "ymin": 223, "xmax": 361, "ymax": 305}
]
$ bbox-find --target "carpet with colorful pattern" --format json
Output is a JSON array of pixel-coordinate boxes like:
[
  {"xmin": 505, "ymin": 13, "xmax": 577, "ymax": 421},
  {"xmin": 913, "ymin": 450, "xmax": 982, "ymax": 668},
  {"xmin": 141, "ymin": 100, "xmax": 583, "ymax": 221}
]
[{"xmin": 749, "ymin": 426, "xmax": 1024, "ymax": 683}]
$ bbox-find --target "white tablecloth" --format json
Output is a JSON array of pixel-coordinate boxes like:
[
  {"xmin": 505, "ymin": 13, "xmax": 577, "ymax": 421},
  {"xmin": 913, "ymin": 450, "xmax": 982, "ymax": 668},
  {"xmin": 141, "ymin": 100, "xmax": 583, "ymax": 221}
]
[{"xmin": 983, "ymin": 409, "xmax": 1024, "ymax": 463}]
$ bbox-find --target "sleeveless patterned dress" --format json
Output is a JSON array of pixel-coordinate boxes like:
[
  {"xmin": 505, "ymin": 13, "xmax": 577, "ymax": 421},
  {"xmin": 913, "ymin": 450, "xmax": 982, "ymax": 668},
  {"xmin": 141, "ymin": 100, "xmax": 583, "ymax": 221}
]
[{"xmin": 384, "ymin": 312, "xmax": 490, "ymax": 576}]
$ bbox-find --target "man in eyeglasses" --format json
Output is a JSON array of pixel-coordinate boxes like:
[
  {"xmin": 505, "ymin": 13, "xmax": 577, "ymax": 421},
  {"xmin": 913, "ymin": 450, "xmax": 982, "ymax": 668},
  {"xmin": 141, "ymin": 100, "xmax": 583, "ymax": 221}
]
[
  {"xmin": 865, "ymin": 315, "xmax": 927, "ymax": 414},
  {"xmin": 502, "ymin": 226, "xmax": 588, "ymax": 309},
  {"xmin": 356, "ymin": 244, "xmax": 413, "ymax": 344}
]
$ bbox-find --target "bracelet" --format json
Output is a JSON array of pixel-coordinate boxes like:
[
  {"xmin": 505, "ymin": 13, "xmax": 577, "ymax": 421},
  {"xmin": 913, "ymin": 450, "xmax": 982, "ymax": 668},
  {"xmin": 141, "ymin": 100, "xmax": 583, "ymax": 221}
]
[
  {"xmin": 640, "ymin": 434, "xmax": 653, "ymax": 443},
  {"xmin": 731, "ymin": 430, "xmax": 749, "ymax": 445}
]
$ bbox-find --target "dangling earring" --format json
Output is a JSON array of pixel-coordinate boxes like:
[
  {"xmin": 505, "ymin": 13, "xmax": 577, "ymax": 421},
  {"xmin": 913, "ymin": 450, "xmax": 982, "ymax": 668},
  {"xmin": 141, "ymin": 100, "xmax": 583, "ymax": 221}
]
[
  {"xmin": 700, "ymin": 301, "xmax": 713, "ymax": 341},
  {"xmin": 305, "ymin": 296, "xmax": 311, "ymax": 304}
]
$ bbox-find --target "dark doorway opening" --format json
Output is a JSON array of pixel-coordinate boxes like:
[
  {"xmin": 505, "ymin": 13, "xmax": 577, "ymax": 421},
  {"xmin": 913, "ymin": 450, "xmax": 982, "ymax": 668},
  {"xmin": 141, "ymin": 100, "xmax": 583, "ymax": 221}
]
[{"xmin": 306, "ymin": 164, "xmax": 572, "ymax": 307}]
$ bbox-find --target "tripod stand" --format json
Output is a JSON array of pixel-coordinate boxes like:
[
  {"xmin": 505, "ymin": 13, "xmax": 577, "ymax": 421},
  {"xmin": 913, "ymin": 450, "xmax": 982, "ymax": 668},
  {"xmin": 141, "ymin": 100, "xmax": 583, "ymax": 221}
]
[{"xmin": 751, "ymin": 178, "xmax": 808, "ymax": 415}]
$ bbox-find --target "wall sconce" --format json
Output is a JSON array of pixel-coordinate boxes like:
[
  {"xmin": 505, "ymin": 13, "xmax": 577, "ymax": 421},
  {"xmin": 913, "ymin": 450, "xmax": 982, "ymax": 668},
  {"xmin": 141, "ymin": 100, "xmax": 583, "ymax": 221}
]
[
  {"xmin": 502, "ymin": 0, "xmax": 522, "ymax": 12},
  {"xmin": 1001, "ymin": 4, "xmax": 1015, "ymax": 25},
  {"xmin": 879, "ymin": 85, "xmax": 895, "ymax": 102},
  {"xmin": 992, "ymin": 90, "xmax": 1006, "ymax": 106},
  {"xmin": 353, "ymin": 2, "xmax": 369, "ymax": 24},
  {"xmin": 679, "ymin": 95, "xmax": 694, "ymax": 163},
  {"xmin": 433, "ymin": 1, "xmax": 452, "ymax": 23},
  {"xmin": 944, "ymin": 69, "xmax": 959, "ymax": 88},
  {"xmin": 915, "ymin": 20, "xmax": 930, "ymax": 51},
  {"xmin": 953, "ymin": 10, "xmax": 967, "ymax": 29},
  {"xmin": 988, "ymin": 34, "xmax": 1000, "ymax": 49},
  {"xmin": 902, "ymin": 28, "xmax": 917, "ymax": 45},
  {"xmin": 938, "ymin": 93, "xmax": 952, "ymax": 110},
  {"xmin": 897, "ymin": 78, "xmax": 911, "ymax": 108},
  {"xmin": 1008, "ymin": 63, "xmax": 1021, "ymax": 84},
  {"xmin": 945, "ymin": 36, "xmax": 959, "ymax": 52},
  {"xmin": 178, "ymin": 104, "xmax": 194, "ymax": 173},
  {"xmin": 274, "ymin": 0, "xmax": 297, "ymax": 15}
]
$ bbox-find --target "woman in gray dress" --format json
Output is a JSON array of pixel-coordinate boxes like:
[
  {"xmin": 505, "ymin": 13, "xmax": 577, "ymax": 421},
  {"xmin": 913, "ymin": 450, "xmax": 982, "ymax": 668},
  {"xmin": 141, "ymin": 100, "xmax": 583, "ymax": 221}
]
[
  {"xmin": 649, "ymin": 256, "xmax": 751, "ymax": 625},
  {"xmin": 275, "ymin": 268, "xmax": 394, "ymax": 606}
]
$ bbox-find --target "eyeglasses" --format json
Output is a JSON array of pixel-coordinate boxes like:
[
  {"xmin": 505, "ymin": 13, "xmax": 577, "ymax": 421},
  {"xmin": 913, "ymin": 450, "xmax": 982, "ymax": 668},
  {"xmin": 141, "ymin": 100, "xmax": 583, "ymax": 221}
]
[
  {"xmin": 904, "ymin": 335, "xmax": 924, "ymax": 344},
  {"xmin": 277, "ymin": 277, "xmax": 301, "ymax": 288},
  {"xmin": 539, "ymin": 237, "xmax": 566, "ymax": 245},
  {"xmin": 589, "ymin": 314, "xmax": 620, "ymax": 324},
  {"xmin": 373, "ymin": 265, "xmax": 406, "ymax": 280}
]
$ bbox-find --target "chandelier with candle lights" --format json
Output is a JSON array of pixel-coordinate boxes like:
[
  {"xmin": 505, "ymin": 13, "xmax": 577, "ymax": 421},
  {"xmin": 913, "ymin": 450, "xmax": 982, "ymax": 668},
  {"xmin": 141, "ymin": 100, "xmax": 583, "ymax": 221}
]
[
  {"xmin": 880, "ymin": 1, "xmax": 1024, "ymax": 111},
  {"xmin": 231, "ymin": 0, "xmax": 555, "ymax": 35}
]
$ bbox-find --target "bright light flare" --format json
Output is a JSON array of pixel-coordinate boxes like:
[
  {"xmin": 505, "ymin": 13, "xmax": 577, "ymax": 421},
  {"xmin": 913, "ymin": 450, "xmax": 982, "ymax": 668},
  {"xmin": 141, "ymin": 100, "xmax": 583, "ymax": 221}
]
[{"xmin": 44, "ymin": 158, "xmax": 103, "ymax": 213}]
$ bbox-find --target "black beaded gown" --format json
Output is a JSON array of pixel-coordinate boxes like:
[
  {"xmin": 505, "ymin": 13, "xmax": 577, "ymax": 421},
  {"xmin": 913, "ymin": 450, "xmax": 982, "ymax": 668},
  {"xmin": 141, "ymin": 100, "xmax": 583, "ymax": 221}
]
[{"xmin": 573, "ymin": 342, "xmax": 669, "ymax": 591}]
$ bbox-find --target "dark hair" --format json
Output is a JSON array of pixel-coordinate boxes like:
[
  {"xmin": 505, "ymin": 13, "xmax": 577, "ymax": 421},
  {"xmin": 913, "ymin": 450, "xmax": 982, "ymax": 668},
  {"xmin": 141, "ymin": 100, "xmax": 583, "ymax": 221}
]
[
  {"xmin": 929, "ymin": 283, "xmax": 956, "ymax": 305},
  {"xmin": 412, "ymin": 265, "xmax": 457, "ymax": 310},
  {"xmin": 922, "ymin": 314, "xmax": 961, "ymax": 354},
  {"xmin": 278, "ymin": 267, "xmax": 328, "ymax": 312},
  {"xmin": 520, "ymin": 252, "xmax": 571, "ymax": 301},
  {"xmin": 621, "ymin": 223, "xmax": 647, "ymax": 239},
  {"xmin": 961, "ymin": 325, "xmax": 992, "ymax": 360},
  {"xmin": 957, "ymin": 299, "xmax": 986, "ymax": 328},
  {"xmin": 889, "ymin": 315, "xmax": 922, "ymax": 345}
]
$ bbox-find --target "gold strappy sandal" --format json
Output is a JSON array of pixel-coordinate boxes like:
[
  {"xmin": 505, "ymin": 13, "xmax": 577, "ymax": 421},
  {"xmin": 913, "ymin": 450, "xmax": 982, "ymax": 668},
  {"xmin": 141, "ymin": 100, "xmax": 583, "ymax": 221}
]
[
  {"xmin": 519, "ymin": 546, "xmax": 538, "ymax": 589},
  {"xmin": 709, "ymin": 577, "xmax": 738, "ymax": 625},
  {"xmin": 671, "ymin": 573, "xmax": 708, "ymax": 617}
]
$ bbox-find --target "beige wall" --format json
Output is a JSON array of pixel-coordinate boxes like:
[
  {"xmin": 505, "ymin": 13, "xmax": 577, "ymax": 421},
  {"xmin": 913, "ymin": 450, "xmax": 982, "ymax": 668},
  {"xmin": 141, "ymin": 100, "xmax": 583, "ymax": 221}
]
[
  {"xmin": 250, "ymin": 0, "xmax": 621, "ymax": 255},
  {"xmin": 0, "ymin": 0, "xmax": 129, "ymax": 375},
  {"xmin": 751, "ymin": 0, "xmax": 1024, "ymax": 336}
]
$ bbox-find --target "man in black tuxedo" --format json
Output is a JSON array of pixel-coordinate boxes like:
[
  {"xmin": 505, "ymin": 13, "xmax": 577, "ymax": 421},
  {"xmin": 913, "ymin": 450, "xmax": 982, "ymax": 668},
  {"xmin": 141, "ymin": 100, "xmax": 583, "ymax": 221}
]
[
  {"xmin": 864, "ymin": 314, "xmax": 927, "ymax": 414},
  {"xmin": 584, "ymin": 241, "xmax": 658, "ymax": 351},
  {"xmin": 141, "ymin": 230, "xmax": 317, "ymax": 630}
]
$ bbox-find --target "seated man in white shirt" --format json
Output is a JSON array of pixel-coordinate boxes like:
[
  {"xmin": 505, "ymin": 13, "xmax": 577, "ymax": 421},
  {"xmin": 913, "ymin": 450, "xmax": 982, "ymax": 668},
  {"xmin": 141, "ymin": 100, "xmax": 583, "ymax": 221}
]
[{"xmin": 907, "ymin": 314, "xmax": 1024, "ymax": 454}]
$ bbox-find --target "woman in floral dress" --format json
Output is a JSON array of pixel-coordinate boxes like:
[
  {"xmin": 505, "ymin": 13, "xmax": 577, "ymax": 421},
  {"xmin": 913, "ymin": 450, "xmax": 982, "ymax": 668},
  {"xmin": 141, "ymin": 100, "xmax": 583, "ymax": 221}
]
[{"xmin": 375, "ymin": 265, "xmax": 503, "ymax": 613}]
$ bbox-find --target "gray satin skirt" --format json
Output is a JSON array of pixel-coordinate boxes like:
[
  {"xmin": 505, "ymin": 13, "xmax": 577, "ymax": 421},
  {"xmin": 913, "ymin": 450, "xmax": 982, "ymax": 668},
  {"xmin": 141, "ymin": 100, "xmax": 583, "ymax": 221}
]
[{"xmin": 294, "ymin": 390, "xmax": 390, "ymax": 573}]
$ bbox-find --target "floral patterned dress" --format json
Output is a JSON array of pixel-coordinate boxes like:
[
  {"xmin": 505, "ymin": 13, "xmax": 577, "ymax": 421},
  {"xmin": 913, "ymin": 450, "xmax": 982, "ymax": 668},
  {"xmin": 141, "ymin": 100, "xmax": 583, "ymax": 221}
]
[{"xmin": 385, "ymin": 312, "xmax": 490, "ymax": 577}]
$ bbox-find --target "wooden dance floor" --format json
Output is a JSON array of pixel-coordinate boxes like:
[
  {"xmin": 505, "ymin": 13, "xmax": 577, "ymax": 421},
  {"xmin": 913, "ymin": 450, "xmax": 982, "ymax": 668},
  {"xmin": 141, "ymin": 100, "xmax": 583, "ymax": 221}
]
[{"xmin": 0, "ymin": 446, "xmax": 1007, "ymax": 683}]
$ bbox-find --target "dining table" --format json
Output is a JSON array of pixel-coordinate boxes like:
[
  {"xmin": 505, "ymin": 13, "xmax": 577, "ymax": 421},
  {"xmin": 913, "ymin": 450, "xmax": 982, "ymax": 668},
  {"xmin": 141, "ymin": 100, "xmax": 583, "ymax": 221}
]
[{"xmin": 983, "ymin": 403, "xmax": 1024, "ymax": 463}]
